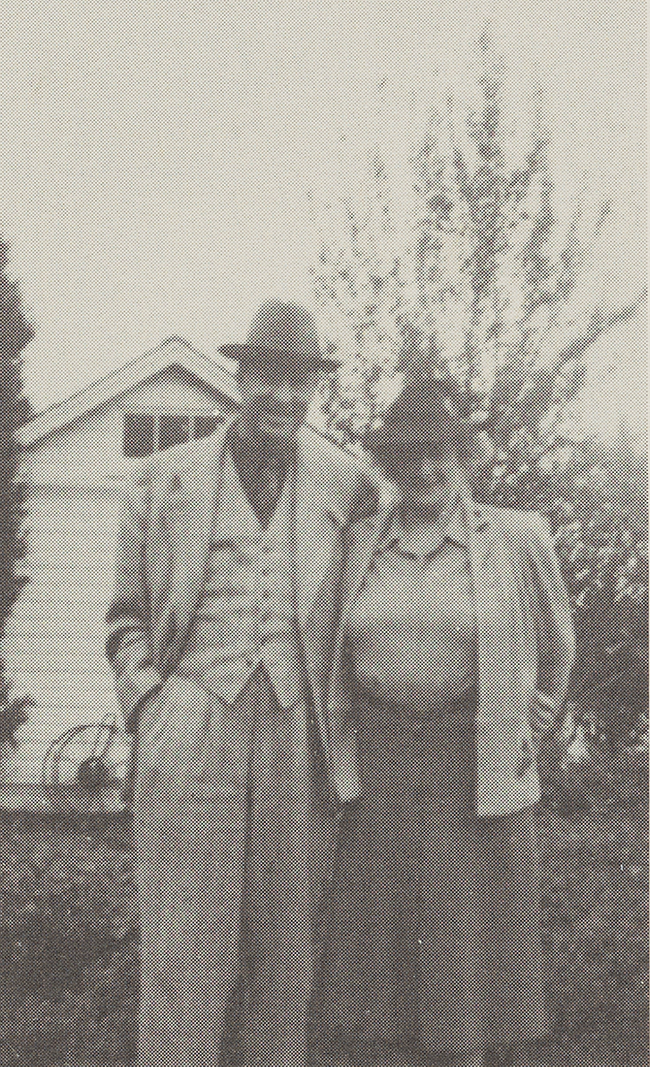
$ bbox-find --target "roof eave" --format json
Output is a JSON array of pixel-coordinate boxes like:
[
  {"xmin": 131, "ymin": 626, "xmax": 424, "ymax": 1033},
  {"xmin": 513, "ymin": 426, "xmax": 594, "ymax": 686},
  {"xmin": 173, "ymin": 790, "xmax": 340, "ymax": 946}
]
[{"xmin": 18, "ymin": 338, "xmax": 241, "ymax": 448}]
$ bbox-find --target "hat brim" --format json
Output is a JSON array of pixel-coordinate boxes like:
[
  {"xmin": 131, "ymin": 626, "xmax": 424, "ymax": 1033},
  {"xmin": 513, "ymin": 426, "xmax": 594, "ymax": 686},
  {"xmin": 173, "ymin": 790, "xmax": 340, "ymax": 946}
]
[{"xmin": 219, "ymin": 343, "xmax": 341, "ymax": 371}]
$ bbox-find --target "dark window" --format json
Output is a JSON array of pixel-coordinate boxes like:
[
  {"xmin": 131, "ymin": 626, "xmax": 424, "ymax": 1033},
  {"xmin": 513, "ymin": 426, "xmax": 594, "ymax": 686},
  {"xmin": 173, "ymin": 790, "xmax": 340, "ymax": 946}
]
[
  {"xmin": 123, "ymin": 413, "xmax": 156, "ymax": 457},
  {"xmin": 159, "ymin": 414, "xmax": 192, "ymax": 450},
  {"xmin": 194, "ymin": 413, "xmax": 223, "ymax": 440},
  {"xmin": 123, "ymin": 411, "xmax": 226, "ymax": 457}
]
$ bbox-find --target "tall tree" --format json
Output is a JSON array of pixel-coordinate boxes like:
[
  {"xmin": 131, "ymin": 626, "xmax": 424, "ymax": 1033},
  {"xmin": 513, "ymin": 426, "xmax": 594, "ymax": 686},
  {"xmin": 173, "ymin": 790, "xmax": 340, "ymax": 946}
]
[
  {"xmin": 0, "ymin": 240, "xmax": 34, "ymax": 746},
  {"xmin": 313, "ymin": 35, "xmax": 645, "ymax": 449},
  {"xmin": 311, "ymin": 36, "xmax": 647, "ymax": 744},
  {"xmin": 311, "ymin": 155, "xmax": 407, "ymax": 440}
]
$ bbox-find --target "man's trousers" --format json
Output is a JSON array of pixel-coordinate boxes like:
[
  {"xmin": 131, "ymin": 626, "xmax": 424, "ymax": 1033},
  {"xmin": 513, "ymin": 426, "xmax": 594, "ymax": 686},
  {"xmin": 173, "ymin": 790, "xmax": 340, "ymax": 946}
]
[{"xmin": 132, "ymin": 667, "xmax": 334, "ymax": 1067}]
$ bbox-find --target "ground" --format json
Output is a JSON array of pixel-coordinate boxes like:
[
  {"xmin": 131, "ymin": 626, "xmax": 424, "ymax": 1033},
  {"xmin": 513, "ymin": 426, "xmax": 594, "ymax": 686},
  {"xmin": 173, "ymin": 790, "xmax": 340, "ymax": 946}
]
[{"xmin": 0, "ymin": 770, "xmax": 647, "ymax": 1067}]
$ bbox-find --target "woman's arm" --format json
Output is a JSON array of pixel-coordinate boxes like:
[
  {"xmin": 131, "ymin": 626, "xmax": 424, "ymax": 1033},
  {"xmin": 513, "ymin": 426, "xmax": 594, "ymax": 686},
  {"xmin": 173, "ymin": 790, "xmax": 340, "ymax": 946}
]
[{"xmin": 525, "ymin": 512, "xmax": 576, "ymax": 737}]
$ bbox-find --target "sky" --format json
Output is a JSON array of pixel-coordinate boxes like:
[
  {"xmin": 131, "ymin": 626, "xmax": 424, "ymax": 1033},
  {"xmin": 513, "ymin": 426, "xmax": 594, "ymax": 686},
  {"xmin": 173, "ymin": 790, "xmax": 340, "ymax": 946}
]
[{"xmin": 0, "ymin": 0, "xmax": 646, "ymax": 440}]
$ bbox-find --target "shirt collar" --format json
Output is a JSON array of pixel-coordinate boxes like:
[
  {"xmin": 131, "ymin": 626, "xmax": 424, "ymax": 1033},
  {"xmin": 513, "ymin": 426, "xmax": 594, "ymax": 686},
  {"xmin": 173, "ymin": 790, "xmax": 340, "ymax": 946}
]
[{"xmin": 378, "ymin": 495, "xmax": 469, "ymax": 560}]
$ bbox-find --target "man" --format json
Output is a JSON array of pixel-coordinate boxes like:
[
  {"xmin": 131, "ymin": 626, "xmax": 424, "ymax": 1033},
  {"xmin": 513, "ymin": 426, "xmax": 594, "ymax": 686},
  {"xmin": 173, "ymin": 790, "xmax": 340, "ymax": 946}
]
[{"xmin": 105, "ymin": 301, "xmax": 370, "ymax": 1067}]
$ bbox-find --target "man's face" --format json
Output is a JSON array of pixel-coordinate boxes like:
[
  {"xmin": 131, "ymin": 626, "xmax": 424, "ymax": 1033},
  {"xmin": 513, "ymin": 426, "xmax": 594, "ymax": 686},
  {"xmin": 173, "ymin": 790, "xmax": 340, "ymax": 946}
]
[{"xmin": 236, "ymin": 361, "xmax": 326, "ymax": 443}]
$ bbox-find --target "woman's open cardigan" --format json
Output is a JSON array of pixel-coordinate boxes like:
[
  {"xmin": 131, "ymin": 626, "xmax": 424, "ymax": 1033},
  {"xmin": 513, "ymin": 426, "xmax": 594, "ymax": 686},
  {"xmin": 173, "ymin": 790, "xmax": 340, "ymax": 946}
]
[{"xmin": 325, "ymin": 496, "xmax": 576, "ymax": 818}]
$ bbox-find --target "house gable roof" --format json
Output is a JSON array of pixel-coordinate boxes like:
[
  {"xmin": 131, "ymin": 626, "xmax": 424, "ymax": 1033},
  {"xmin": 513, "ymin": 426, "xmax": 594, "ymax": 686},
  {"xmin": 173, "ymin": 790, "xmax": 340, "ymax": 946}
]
[{"xmin": 18, "ymin": 337, "xmax": 242, "ymax": 448}]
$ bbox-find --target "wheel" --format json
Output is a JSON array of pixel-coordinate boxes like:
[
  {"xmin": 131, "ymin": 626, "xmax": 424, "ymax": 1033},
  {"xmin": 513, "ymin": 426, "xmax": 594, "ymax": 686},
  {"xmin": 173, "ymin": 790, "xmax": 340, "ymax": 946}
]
[{"xmin": 42, "ymin": 713, "xmax": 133, "ymax": 811}]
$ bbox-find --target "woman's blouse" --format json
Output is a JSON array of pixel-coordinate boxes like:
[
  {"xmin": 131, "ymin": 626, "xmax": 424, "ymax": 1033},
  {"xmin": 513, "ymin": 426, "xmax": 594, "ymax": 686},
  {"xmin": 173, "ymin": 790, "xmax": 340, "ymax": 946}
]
[{"xmin": 345, "ymin": 501, "xmax": 479, "ymax": 713}]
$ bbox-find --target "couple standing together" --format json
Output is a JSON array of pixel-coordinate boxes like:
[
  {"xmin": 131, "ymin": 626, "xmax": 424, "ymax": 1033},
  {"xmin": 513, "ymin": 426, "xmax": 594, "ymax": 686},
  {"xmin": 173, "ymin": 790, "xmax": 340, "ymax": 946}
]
[{"xmin": 105, "ymin": 301, "xmax": 575, "ymax": 1067}]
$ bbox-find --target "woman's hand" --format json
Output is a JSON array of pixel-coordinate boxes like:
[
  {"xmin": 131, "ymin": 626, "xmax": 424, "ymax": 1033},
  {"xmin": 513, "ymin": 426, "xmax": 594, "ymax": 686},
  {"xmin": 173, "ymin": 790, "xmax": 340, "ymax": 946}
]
[
  {"xmin": 529, "ymin": 689, "xmax": 557, "ymax": 746},
  {"xmin": 518, "ymin": 692, "xmax": 560, "ymax": 776}
]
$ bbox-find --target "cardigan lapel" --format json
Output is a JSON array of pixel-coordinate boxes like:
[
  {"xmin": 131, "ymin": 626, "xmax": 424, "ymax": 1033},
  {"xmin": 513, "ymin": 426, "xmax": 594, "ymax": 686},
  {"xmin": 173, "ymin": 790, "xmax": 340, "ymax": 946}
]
[
  {"xmin": 345, "ymin": 505, "xmax": 396, "ymax": 610},
  {"xmin": 464, "ymin": 496, "xmax": 517, "ymax": 728}
]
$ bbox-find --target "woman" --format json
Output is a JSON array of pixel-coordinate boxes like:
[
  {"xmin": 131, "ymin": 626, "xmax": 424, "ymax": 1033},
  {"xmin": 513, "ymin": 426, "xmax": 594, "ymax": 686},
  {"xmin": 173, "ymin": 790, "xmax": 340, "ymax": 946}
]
[{"xmin": 317, "ymin": 377, "xmax": 576, "ymax": 1067}]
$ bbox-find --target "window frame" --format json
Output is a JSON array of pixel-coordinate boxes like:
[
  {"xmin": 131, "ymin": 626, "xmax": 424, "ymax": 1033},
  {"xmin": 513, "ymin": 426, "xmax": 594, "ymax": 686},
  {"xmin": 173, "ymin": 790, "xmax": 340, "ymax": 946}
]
[{"xmin": 122, "ymin": 410, "xmax": 225, "ymax": 458}]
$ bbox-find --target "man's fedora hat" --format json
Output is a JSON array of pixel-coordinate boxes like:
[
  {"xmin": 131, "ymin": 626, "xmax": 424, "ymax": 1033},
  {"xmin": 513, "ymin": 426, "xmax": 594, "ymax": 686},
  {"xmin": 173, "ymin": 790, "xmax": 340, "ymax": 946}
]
[
  {"xmin": 363, "ymin": 374, "xmax": 491, "ymax": 454},
  {"xmin": 219, "ymin": 300, "xmax": 341, "ymax": 371}
]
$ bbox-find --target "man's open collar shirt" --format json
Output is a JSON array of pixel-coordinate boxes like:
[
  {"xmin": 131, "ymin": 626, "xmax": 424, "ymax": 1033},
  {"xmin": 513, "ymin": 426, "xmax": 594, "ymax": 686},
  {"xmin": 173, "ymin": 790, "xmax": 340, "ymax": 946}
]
[{"xmin": 226, "ymin": 420, "xmax": 296, "ymax": 528}]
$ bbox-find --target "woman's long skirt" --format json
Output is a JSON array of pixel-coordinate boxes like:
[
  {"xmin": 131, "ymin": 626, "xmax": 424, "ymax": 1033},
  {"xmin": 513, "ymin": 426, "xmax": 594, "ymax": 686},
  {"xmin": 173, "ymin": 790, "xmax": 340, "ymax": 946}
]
[{"xmin": 315, "ymin": 698, "xmax": 549, "ymax": 1059}]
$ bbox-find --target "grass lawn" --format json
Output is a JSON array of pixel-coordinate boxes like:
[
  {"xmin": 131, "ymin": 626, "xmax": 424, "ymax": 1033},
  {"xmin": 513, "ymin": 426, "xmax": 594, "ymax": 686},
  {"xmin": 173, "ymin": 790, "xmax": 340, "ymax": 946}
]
[{"xmin": 0, "ymin": 782, "xmax": 647, "ymax": 1067}]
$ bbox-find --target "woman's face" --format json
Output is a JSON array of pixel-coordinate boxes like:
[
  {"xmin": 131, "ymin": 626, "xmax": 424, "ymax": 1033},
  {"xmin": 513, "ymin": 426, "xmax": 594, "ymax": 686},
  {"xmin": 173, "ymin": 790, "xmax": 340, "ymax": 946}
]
[{"xmin": 380, "ymin": 437, "xmax": 467, "ymax": 514}]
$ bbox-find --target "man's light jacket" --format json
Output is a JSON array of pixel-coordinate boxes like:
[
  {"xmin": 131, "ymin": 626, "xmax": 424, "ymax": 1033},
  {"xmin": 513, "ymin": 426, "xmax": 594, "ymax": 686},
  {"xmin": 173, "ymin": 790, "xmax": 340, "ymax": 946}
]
[{"xmin": 105, "ymin": 418, "xmax": 368, "ymax": 793}]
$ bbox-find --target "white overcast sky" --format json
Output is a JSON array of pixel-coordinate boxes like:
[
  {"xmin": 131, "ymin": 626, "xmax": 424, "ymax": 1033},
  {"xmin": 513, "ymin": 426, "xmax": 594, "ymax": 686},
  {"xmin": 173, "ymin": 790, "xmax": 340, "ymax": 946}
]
[{"xmin": 0, "ymin": 0, "xmax": 645, "ymax": 439}]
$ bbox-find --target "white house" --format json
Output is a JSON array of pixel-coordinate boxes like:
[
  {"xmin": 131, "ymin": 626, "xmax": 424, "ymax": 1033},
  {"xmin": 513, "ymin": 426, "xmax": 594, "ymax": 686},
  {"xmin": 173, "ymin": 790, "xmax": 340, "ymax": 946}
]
[{"xmin": 1, "ymin": 338, "xmax": 241, "ymax": 784}]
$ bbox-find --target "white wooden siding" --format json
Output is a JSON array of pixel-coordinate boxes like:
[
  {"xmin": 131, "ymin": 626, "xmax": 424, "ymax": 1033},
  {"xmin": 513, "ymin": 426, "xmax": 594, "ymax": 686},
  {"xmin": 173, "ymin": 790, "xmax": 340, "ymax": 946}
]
[
  {"xmin": 1, "ymin": 364, "xmax": 236, "ymax": 783},
  {"xmin": 21, "ymin": 366, "xmax": 230, "ymax": 488}
]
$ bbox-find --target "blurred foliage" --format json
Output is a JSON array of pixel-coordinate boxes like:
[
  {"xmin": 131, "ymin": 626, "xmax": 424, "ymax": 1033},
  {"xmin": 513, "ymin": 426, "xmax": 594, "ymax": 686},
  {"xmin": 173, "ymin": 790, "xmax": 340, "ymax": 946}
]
[
  {"xmin": 487, "ymin": 424, "xmax": 648, "ymax": 749},
  {"xmin": 538, "ymin": 434, "xmax": 647, "ymax": 750},
  {"xmin": 0, "ymin": 693, "xmax": 34, "ymax": 749},
  {"xmin": 0, "ymin": 817, "xmax": 137, "ymax": 1066},
  {"xmin": 311, "ymin": 34, "xmax": 647, "ymax": 748},
  {"xmin": 0, "ymin": 240, "xmax": 34, "ymax": 748}
]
